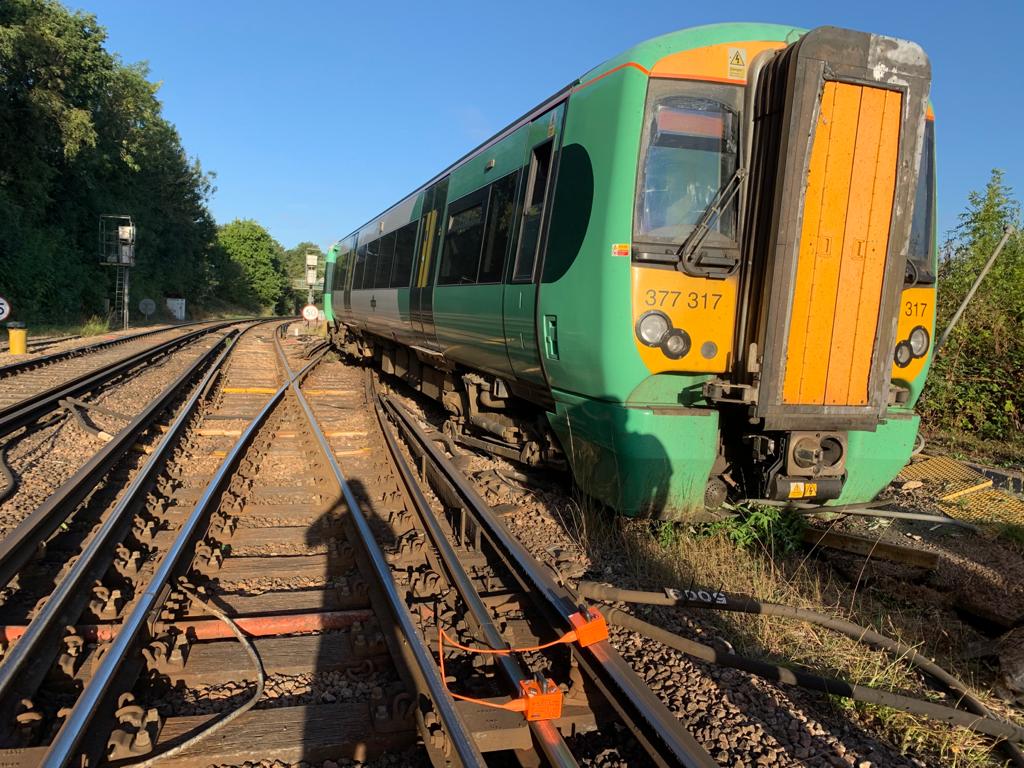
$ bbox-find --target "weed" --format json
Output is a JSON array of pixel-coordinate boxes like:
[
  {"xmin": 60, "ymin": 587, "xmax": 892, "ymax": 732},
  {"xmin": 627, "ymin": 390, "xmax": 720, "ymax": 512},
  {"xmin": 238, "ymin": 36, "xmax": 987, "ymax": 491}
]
[
  {"xmin": 699, "ymin": 504, "xmax": 805, "ymax": 557},
  {"xmin": 78, "ymin": 316, "xmax": 109, "ymax": 336},
  {"xmin": 558, "ymin": 498, "xmax": 1019, "ymax": 766},
  {"xmin": 657, "ymin": 520, "xmax": 679, "ymax": 549}
]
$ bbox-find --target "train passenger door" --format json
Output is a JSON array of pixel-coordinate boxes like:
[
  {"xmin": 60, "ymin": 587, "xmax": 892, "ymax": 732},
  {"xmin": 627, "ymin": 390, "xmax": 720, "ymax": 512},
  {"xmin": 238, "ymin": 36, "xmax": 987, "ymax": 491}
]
[
  {"xmin": 411, "ymin": 178, "xmax": 448, "ymax": 349},
  {"xmin": 340, "ymin": 235, "xmax": 357, "ymax": 314},
  {"xmin": 503, "ymin": 110, "xmax": 560, "ymax": 384}
]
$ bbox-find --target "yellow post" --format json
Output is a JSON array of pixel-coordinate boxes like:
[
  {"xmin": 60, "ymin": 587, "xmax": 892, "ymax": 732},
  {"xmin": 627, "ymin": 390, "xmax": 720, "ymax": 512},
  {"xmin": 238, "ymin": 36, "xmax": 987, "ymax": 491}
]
[{"xmin": 7, "ymin": 327, "xmax": 26, "ymax": 354}]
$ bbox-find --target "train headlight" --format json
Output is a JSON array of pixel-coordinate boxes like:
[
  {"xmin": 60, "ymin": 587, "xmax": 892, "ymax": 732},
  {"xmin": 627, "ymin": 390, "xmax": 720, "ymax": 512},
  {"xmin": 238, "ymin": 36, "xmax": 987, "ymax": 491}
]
[
  {"xmin": 636, "ymin": 311, "xmax": 670, "ymax": 346},
  {"xmin": 661, "ymin": 328, "xmax": 691, "ymax": 359},
  {"xmin": 894, "ymin": 340, "xmax": 913, "ymax": 368},
  {"xmin": 909, "ymin": 326, "xmax": 930, "ymax": 357}
]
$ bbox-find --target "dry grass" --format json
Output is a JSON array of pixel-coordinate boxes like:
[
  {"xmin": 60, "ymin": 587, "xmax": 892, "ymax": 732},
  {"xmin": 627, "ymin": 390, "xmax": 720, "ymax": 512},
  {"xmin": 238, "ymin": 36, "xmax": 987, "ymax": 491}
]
[{"xmin": 557, "ymin": 496, "xmax": 1022, "ymax": 767}]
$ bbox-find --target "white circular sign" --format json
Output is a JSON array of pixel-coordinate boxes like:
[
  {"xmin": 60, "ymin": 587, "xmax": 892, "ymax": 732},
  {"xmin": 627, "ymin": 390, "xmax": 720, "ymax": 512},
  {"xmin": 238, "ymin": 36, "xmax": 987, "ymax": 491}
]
[
  {"xmin": 302, "ymin": 304, "xmax": 318, "ymax": 321},
  {"xmin": 139, "ymin": 298, "xmax": 156, "ymax": 316},
  {"xmin": 0, "ymin": 296, "xmax": 9, "ymax": 322}
]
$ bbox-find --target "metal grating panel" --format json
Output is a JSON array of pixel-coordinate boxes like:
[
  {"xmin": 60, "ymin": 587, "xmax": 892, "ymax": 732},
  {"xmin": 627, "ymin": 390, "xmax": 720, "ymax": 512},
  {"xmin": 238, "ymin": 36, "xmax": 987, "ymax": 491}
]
[
  {"xmin": 901, "ymin": 456, "xmax": 1024, "ymax": 530},
  {"xmin": 937, "ymin": 490, "xmax": 1024, "ymax": 528},
  {"xmin": 898, "ymin": 456, "xmax": 992, "ymax": 500}
]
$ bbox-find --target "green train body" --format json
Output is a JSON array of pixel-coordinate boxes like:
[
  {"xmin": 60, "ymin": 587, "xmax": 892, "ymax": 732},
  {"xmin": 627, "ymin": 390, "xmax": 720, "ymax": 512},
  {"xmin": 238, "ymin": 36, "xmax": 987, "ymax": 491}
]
[{"xmin": 323, "ymin": 23, "xmax": 936, "ymax": 519}]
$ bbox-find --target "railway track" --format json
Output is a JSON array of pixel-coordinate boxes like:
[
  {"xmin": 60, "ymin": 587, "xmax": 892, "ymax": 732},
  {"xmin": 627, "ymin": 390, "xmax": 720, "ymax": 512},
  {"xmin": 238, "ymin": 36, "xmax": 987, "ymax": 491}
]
[
  {"xmin": 0, "ymin": 322, "xmax": 720, "ymax": 767},
  {"xmin": 0, "ymin": 321, "xmax": 224, "ymax": 393},
  {"xmin": 0, "ymin": 321, "xmax": 249, "ymax": 520},
  {"xmin": 13, "ymin": 322, "xmax": 1013, "ymax": 767}
]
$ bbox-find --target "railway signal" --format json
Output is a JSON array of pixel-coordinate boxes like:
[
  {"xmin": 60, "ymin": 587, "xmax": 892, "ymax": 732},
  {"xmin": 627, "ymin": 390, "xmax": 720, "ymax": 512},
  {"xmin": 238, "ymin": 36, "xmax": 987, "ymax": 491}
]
[{"xmin": 99, "ymin": 215, "xmax": 135, "ymax": 330}]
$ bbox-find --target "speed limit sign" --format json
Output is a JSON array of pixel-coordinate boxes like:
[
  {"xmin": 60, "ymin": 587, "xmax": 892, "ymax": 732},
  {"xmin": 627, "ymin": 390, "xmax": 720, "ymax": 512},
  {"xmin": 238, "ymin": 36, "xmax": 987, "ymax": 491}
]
[
  {"xmin": 302, "ymin": 304, "xmax": 318, "ymax": 322},
  {"xmin": 0, "ymin": 296, "xmax": 10, "ymax": 323}
]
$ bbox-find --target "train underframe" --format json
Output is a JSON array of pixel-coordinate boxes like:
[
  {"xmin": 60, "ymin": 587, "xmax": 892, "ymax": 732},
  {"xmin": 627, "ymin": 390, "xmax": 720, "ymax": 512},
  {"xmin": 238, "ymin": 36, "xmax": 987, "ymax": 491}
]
[{"xmin": 328, "ymin": 322, "xmax": 913, "ymax": 520}]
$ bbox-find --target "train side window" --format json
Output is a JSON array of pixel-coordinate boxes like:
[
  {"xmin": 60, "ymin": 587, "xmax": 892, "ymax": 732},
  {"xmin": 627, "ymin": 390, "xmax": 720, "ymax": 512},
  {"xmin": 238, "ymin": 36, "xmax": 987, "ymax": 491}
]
[
  {"xmin": 480, "ymin": 171, "xmax": 519, "ymax": 284},
  {"xmin": 375, "ymin": 231, "xmax": 396, "ymax": 289},
  {"xmin": 391, "ymin": 221, "xmax": 418, "ymax": 287},
  {"xmin": 513, "ymin": 141, "xmax": 553, "ymax": 282},
  {"xmin": 439, "ymin": 192, "xmax": 487, "ymax": 285},
  {"xmin": 361, "ymin": 238, "xmax": 379, "ymax": 290},
  {"xmin": 352, "ymin": 243, "xmax": 368, "ymax": 290}
]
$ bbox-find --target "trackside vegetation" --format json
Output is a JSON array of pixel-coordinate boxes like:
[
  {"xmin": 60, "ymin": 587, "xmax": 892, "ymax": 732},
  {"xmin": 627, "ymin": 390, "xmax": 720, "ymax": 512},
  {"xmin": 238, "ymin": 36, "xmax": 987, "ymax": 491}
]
[
  {"xmin": 0, "ymin": 0, "xmax": 306, "ymax": 324},
  {"xmin": 919, "ymin": 170, "xmax": 1024, "ymax": 463}
]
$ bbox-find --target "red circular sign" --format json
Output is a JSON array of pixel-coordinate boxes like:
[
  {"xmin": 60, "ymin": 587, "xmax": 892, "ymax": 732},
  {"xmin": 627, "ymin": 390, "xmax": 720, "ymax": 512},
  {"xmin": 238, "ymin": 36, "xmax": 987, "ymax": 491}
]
[{"xmin": 302, "ymin": 304, "xmax": 318, "ymax": 321}]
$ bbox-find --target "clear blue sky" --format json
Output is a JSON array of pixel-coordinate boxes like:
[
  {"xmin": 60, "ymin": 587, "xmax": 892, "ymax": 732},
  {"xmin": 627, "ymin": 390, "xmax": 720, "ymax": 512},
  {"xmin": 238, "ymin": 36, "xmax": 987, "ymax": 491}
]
[{"xmin": 73, "ymin": 0, "xmax": 1022, "ymax": 252}]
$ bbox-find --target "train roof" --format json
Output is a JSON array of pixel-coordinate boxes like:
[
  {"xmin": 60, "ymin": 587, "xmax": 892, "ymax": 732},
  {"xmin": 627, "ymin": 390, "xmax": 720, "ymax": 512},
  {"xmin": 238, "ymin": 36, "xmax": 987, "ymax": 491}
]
[
  {"xmin": 578, "ymin": 22, "xmax": 803, "ymax": 84},
  {"xmin": 331, "ymin": 22, "xmax": 808, "ymax": 248}
]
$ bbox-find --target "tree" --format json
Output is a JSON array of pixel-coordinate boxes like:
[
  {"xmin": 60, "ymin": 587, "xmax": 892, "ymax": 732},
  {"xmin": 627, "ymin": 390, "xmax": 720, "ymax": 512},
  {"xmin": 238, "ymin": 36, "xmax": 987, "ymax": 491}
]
[
  {"xmin": 216, "ymin": 220, "xmax": 288, "ymax": 313},
  {"xmin": 0, "ymin": 0, "xmax": 223, "ymax": 325},
  {"xmin": 920, "ymin": 170, "xmax": 1024, "ymax": 442}
]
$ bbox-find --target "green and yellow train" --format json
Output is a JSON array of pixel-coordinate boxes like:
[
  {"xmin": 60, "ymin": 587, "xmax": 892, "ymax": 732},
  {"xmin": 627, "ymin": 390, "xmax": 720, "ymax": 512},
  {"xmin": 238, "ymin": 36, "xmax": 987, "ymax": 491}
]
[{"xmin": 323, "ymin": 22, "xmax": 936, "ymax": 520}]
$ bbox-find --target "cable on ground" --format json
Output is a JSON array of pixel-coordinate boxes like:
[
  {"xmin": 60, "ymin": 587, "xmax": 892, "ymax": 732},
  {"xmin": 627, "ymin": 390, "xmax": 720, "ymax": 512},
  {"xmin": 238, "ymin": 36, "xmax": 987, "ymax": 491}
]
[
  {"xmin": 122, "ymin": 585, "xmax": 266, "ymax": 767},
  {"xmin": 580, "ymin": 582, "xmax": 1024, "ymax": 761}
]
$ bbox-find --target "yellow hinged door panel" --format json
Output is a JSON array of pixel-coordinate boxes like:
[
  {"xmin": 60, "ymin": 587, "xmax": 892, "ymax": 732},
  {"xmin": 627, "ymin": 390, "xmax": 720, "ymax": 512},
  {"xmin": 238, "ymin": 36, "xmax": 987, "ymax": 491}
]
[{"xmin": 782, "ymin": 81, "xmax": 901, "ymax": 406}]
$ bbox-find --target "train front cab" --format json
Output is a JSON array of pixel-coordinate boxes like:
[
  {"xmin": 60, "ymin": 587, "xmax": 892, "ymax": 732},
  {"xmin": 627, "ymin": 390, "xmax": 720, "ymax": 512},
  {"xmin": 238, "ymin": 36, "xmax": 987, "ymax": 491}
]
[{"xmin": 544, "ymin": 25, "xmax": 934, "ymax": 518}]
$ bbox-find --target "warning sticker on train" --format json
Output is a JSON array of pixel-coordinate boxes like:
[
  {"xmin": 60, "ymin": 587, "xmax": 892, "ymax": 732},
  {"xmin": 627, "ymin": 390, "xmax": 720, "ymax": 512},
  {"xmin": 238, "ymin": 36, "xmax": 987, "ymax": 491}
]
[
  {"xmin": 728, "ymin": 47, "xmax": 746, "ymax": 79},
  {"xmin": 302, "ymin": 304, "xmax": 318, "ymax": 321},
  {"xmin": 0, "ymin": 296, "xmax": 10, "ymax": 322}
]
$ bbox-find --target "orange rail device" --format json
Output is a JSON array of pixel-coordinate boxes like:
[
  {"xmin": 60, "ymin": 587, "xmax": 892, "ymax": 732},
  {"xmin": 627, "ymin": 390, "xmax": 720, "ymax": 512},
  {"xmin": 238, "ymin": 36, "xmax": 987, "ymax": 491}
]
[{"xmin": 436, "ymin": 607, "xmax": 608, "ymax": 722}]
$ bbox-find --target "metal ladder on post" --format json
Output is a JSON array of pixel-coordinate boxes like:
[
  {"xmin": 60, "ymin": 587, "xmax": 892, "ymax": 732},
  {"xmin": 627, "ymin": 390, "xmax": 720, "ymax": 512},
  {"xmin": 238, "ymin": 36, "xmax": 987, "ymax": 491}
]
[{"xmin": 113, "ymin": 265, "xmax": 130, "ymax": 330}]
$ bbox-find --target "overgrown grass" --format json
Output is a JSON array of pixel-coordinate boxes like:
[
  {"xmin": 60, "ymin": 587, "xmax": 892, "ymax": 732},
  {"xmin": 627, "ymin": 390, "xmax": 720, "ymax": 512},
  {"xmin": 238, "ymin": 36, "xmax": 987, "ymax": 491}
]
[
  {"xmin": 558, "ymin": 497, "xmax": 1021, "ymax": 766},
  {"xmin": 78, "ymin": 315, "xmax": 109, "ymax": 336}
]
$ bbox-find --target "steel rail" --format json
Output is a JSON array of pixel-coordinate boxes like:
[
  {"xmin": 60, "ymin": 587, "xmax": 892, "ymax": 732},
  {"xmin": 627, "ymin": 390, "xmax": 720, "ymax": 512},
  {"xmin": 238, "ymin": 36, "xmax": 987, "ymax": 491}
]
[
  {"xmin": 369, "ymin": 384, "xmax": 579, "ymax": 768},
  {"xmin": 41, "ymin": 325, "xmax": 302, "ymax": 768},
  {"xmin": 0, "ymin": 321, "xmax": 214, "ymax": 379},
  {"xmin": 0, "ymin": 324, "xmax": 245, "ymax": 593},
  {"xmin": 380, "ymin": 395, "xmax": 718, "ymax": 768},
  {"xmin": 276, "ymin": 340, "xmax": 486, "ymax": 767},
  {"xmin": 0, "ymin": 326, "xmax": 246, "ymax": 715},
  {"xmin": 0, "ymin": 321, "xmax": 237, "ymax": 439}
]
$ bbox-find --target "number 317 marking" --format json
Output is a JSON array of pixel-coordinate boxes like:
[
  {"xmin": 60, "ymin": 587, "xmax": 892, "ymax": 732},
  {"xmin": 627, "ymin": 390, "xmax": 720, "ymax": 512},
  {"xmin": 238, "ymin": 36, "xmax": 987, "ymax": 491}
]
[{"xmin": 644, "ymin": 290, "xmax": 722, "ymax": 310}]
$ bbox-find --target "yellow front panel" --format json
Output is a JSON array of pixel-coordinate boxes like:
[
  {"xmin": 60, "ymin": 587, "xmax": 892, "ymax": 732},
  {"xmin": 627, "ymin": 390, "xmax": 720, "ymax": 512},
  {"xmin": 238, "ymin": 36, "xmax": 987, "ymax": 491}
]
[
  {"xmin": 782, "ymin": 81, "xmax": 902, "ymax": 406},
  {"xmin": 631, "ymin": 267, "xmax": 737, "ymax": 374},
  {"xmin": 891, "ymin": 285, "xmax": 936, "ymax": 383}
]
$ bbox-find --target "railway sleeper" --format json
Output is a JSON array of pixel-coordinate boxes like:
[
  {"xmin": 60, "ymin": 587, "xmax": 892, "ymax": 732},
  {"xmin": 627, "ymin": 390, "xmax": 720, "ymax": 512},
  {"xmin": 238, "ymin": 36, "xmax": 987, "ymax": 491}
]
[{"xmin": 146, "ymin": 632, "xmax": 392, "ymax": 686}]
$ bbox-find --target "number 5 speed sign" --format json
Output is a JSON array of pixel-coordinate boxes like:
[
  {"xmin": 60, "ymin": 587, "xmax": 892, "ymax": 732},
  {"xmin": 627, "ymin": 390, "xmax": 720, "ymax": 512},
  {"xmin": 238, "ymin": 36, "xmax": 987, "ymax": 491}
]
[{"xmin": 0, "ymin": 296, "xmax": 10, "ymax": 323}]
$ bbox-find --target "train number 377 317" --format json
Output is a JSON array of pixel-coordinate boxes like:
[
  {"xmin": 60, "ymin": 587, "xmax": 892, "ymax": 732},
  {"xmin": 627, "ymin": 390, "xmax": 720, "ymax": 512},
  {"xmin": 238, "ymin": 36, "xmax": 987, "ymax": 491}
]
[{"xmin": 644, "ymin": 290, "xmax": 722, "ymax": 309}]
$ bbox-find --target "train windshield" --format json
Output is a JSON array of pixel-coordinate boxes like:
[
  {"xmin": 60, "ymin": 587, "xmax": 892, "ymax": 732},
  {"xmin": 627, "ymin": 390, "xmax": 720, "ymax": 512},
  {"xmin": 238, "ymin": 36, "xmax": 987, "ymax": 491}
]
[
  {"xmin": 634, "ymin": 80, "xmax": 741, "ymax": 246},
  {"xmin": 906, "ymin": 119, "xmax": 936, "ymax": 284}
]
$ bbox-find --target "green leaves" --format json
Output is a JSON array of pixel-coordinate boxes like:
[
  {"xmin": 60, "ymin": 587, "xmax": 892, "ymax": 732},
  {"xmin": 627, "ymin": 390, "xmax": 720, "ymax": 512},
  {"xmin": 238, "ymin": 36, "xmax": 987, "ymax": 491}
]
[
  {"xmin": 216, "ymin": 220, "xmax": 289, "ymax": 313},
  {"xmin": 0, "ymin": 0, "xmax": 221, "ymax": 324},
  {"xmin": 920, "ymin": 170, "xmax": 1024, "ymax": 445}
]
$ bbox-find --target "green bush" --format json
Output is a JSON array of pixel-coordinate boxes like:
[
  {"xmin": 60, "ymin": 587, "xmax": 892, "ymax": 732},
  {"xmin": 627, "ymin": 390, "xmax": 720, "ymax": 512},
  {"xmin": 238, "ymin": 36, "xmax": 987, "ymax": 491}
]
[{"xmin": 919, "ymin": 171, "xmax": 1023, "ymax": 444}]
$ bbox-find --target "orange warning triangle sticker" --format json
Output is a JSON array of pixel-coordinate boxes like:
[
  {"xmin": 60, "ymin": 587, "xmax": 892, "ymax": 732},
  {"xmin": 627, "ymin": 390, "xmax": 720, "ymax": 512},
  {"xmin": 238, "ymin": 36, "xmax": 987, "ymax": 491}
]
[{"xmin": 729, "ymin": 50, "xmax": 745, "ymax": 66}]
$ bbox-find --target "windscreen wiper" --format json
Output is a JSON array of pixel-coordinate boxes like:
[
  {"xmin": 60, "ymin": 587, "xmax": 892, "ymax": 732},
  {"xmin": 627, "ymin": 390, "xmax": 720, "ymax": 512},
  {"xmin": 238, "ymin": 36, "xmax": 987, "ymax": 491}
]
[{"xmin": 675, "ymin": 166, "xmax": 747, "ymax": 268}]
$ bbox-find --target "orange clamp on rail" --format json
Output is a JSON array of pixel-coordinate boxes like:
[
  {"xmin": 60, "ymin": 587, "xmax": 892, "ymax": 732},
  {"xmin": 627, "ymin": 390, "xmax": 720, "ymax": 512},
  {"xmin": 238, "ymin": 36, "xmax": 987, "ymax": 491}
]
[
  {"xmin": 518, "ymin": 678, "xmax": 564, "ymax": 721},
  {"xmin": 434, "ymin": 605, "xmax": 607, "ymax": 722},
  {"xmin": 566, "ymin": 606, "xmax": 608, "ymax": 647}
]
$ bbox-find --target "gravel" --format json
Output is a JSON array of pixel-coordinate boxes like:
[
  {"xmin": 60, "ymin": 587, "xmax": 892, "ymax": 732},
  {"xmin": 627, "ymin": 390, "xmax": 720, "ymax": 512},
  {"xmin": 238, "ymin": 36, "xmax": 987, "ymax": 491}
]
[{"xmin": 379, "ymin": 374, "xmax": 941, "ymax": 767}]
